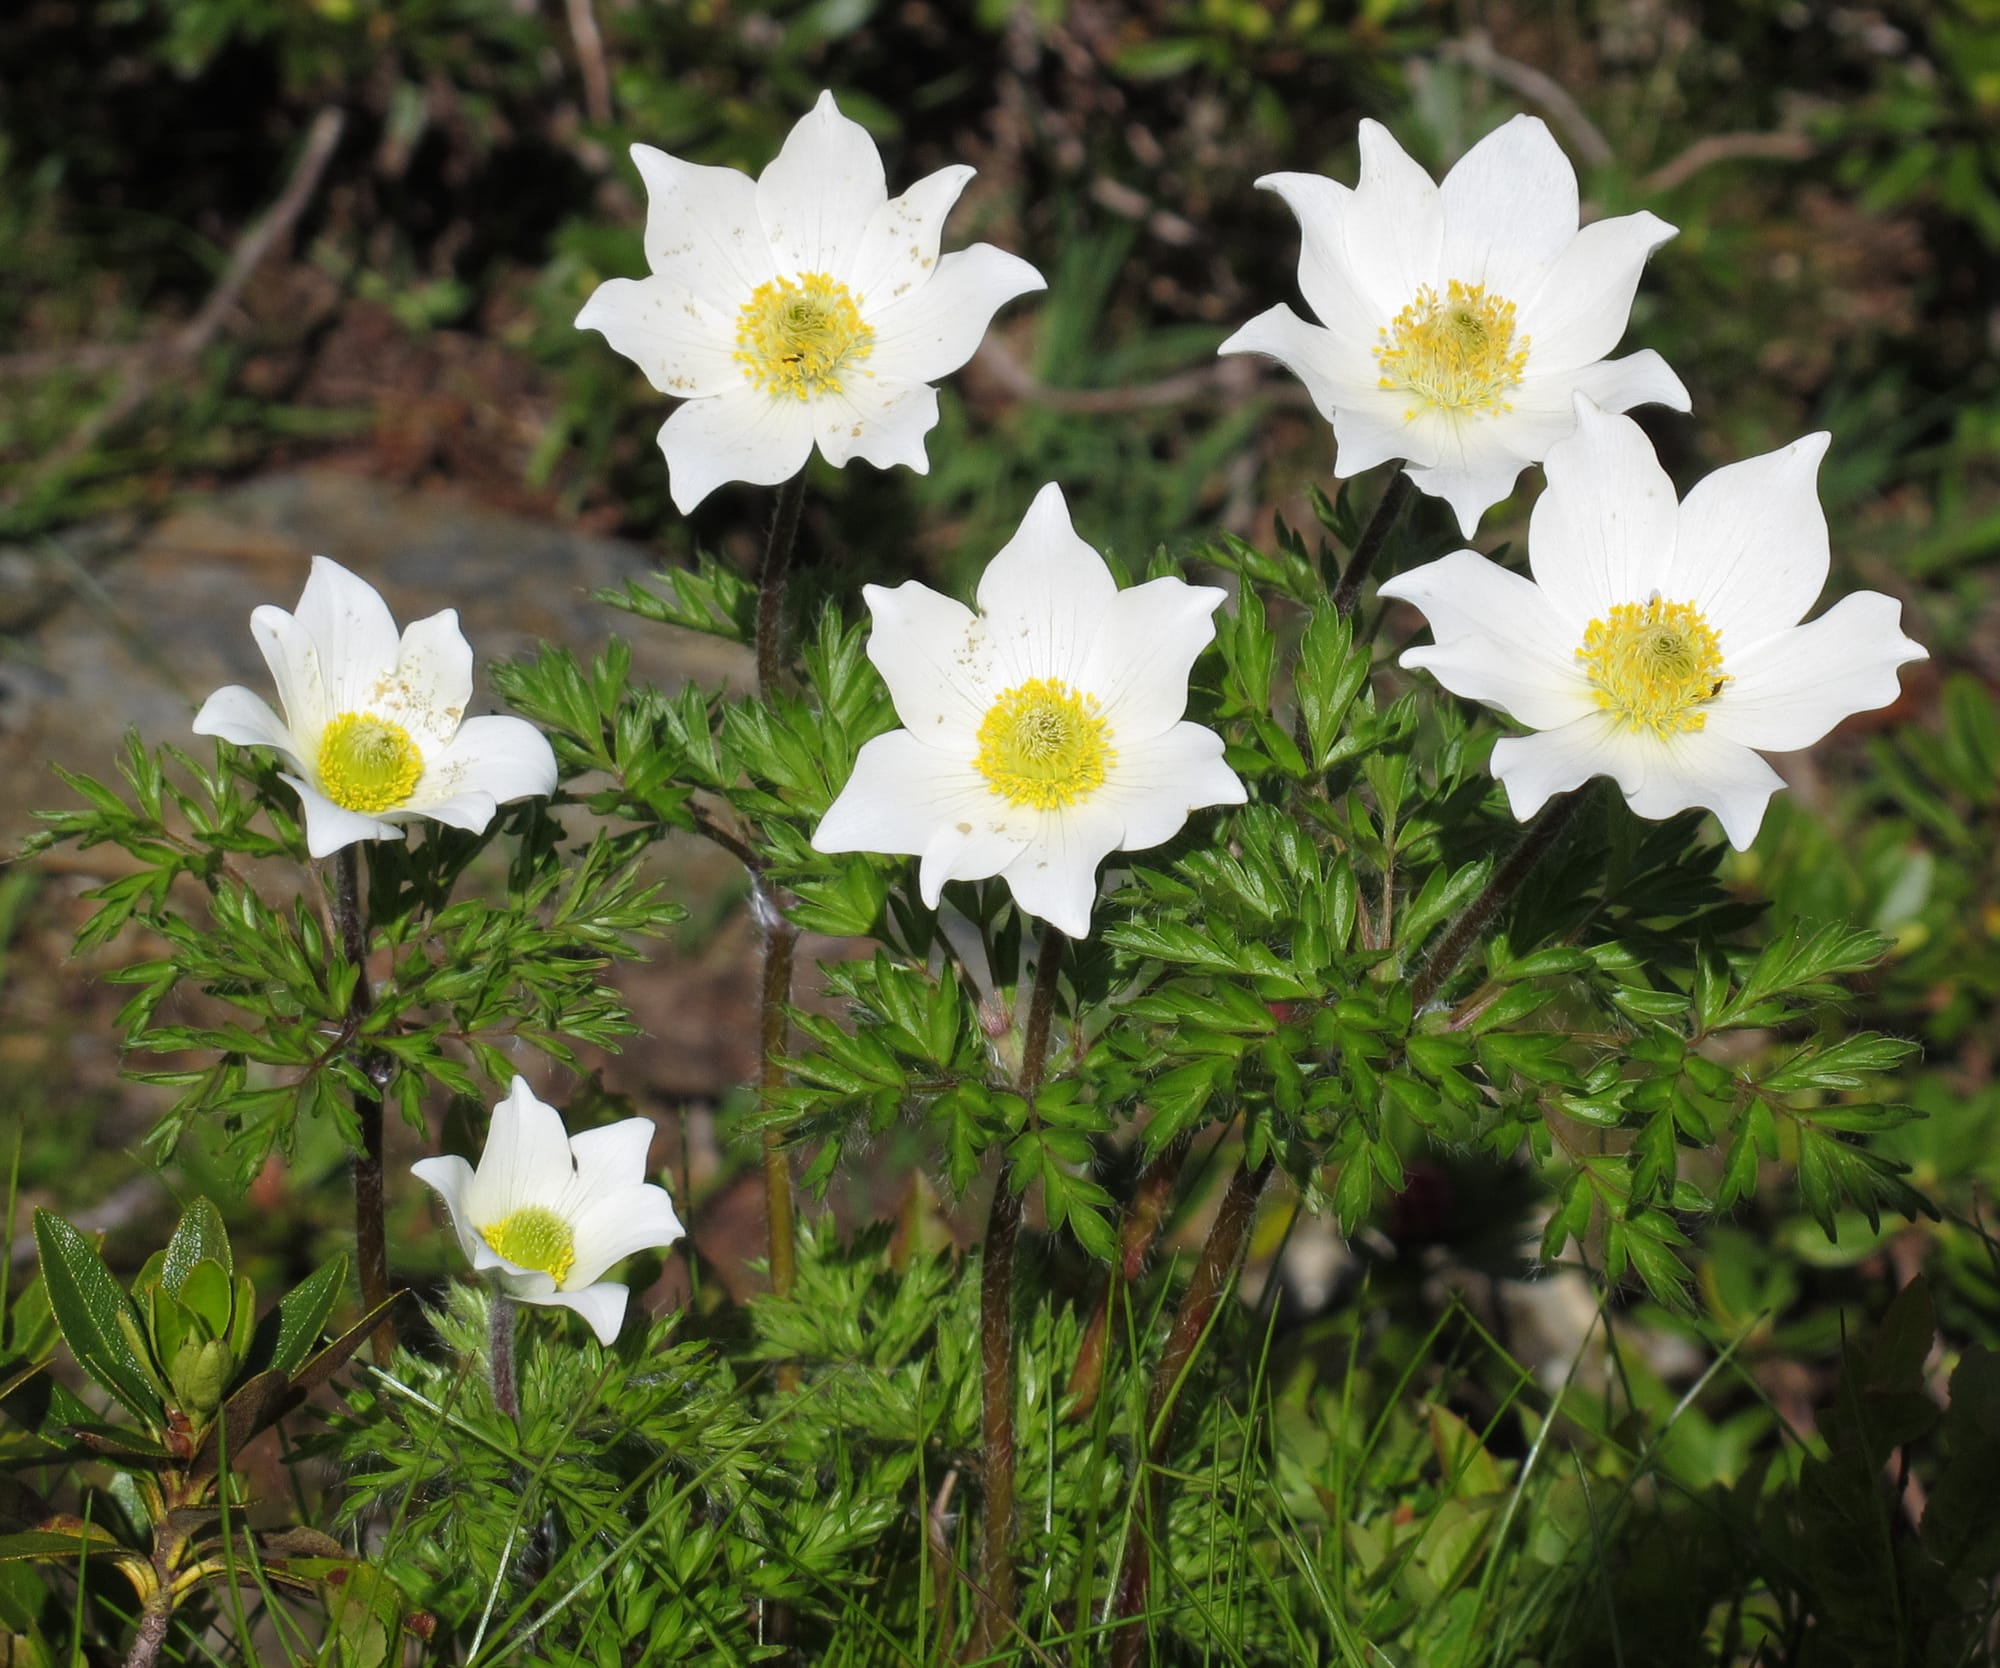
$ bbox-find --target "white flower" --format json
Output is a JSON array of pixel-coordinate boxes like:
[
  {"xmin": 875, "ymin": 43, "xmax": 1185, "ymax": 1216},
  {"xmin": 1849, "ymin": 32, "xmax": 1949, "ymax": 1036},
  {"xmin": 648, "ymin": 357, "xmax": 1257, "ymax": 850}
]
[
  {"xmin": 812, "ymin": 483, "xmax": 1247, "ymax": 937},
  {"xmin": 1378, "ymin": 399, "xmax": 1927, "ymax": 848},
  {"xmin": 411, "ymin": 1077, "xmax": 684, "ymax": 1346},
  {"xmin": 193, "ymin": 557, "xmax": 558, "ymax": 859},
  {"xmin": 576, "ymin": 90, "xmax": 1045, "ymax": 514},
  {"xmin": 1219, "ymin": 115, "xmax": 1690, "ymax": 536}
]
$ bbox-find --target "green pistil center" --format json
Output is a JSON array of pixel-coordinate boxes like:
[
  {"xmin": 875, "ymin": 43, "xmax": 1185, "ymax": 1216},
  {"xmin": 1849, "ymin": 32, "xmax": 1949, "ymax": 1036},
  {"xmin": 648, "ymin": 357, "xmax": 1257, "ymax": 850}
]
[{"xmin": 480, "ymin": 1204, "xmax": 576, "ymax": 1284}]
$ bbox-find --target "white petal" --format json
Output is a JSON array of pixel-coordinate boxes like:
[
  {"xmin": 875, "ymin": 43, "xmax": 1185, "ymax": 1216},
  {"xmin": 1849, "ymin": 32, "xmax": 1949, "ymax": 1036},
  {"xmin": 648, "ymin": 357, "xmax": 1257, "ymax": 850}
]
[
  {"xmin": 292, "ymin": 557, "xmax": 402, "ymax": 717},
  {"xmin": 1620, "ymin": 727, "xmax": 1787, "ymax": 849},
  {"xmin": 517, "ymin": 1279, "xmax": 628, "ymax": 1346},
  {"xmin": 974, "ymin": 484, "xmax": 1118, "ymax": 691},
  {"xmin": 861, "ymin": 582, "xmax": 993, "ymax": 734},
  {"xmin": 574, "ymin": 275, "xmax": 741, "ymax": 399},
  {"xmin": 567, "ymin": 1185, "xmax": 685, "ymax": 1287},
  {"xmin": 1707, "ymin": 592, "xmax": 1925, "ymax": 752},
  {"xmin": 1489, "ymin": 713, "xmax": 1640, "ymax": 821},
  {"xmin": 1518, "ymin": 211, "xmax": 1677, "ymax": 375},
  {"xmin": 376, "ymin": 610, "xmax": 474, "ymax": 747},
  {"xmin": 1097, "ymin": 723, "xmax": 1246, "ymax": 852},
  {"xmin": 250, "ymin": 604, "xmax": 329, "ymax": 742},
  {"xmin": 812, "ymin": 375, "xmax": 939, "ymax": 473},
  {"xmin": 1439, "ymin": 116, "xmax": 1579, "ymax": 301},
  {"xmin": 1676, "ymin": 432, "xmax": 1832, "ymax": 650},
  {"xmin": 813, "ymin": 730, "xmax": 1008, "ymax": 863},
  {"xmin": 282, "ymin": 774, "xmax": 404, "ymax": 858},
  {"xmin": 465, "ymin": 1078, "xmax": 576, "ymax": 1225},
  {"xmin": 1216, "ymin": 303, "xmax": 1378, "ymax": 423},
  {"xmin": 998, "ymin": 800, "xmax": 1126, "ymax": 939},
  {"xmin": 632, "ymin": 143, "xmax": 778, "ymax": 311},
  {"xmin": 1491, "ymin": 714, "xmax": 1784, "ymax": 848},
  {"xmin": 1397, "ymin": 418, "xmax": 1534, "ymax": 537},
  {"xmin": 920, "ymin": 814, "xmax": 1040, "ymax": 908},
  {"xmin": 755, "ymin": 91, "xmax": 888, "ymax": 280},
  {"xmin": 846, "ymin": 163, "xmax": 974, "ymax": 309},
  {"xmin": 1572, "ymin": 348, "xmax": 1690, "ymax": 416},
  {"xmin": 410, "ymin": 1154, "xmax": 489, "ymax": 1274},
  {"xmin": 1494, "ymin": 349, "xmax": 1692, "ymax": 463},
  {"xmin": 863, "ymin": 244, "xmax": 1044, "ymax": 385},
  {"xmin": 566, "ymin": 1117, "xmax": 656, "ymax": 1198},
  {"xmin": 1331, "ymin": 406, "xmax": 1423, "ymax": 478},
  {"xmin": 1250, "ymin": 173, "xmax": 1383, "ymax": 353},
  {"xmin": 407, "ymin": 715, "xmax": 556, "ymax": 816},
  {"xmin": 1380, "ymin": 551, "xmax": 1594, "ymax": 730},
  {"xmin": 1341, "ymin": 121, "xmax": 1445, "ymax": 317},
  {"xmin": 1527, "ymin": 400, "xmax": 1681, "ymax": 633},
  {"xmin": 193, "ymin": 686, "xmax": 305, "ymax": 770},
  {"xmin": 656, "ymin": 389, "xmax": 816, "ymax": 514},
  {"xmin": 1075, "ymin": 577, "xmax": 1227, "ymax": 744}
]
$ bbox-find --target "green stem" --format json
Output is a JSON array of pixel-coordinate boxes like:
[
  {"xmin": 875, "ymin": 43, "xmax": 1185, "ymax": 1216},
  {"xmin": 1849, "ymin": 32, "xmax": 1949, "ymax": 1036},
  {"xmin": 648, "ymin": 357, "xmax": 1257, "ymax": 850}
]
[
  {"xmin": 970, "ymin": 920, "xmax": 1066, "ymax": 1656},
  {"xmin": 1109, "ymin": 1149, "xmax": 1275, "ymax": 1668},
  {"xmin": 1332, "ymin": 470, "xmax": 1414, "ymax": 620},
  {"xmin": 1409, "ymin": 786, "xmax": 1591, "ymax": 1012},
  {"xmin": 332, "ymin": 844, "xmax": 395, "ymax": 1367}
]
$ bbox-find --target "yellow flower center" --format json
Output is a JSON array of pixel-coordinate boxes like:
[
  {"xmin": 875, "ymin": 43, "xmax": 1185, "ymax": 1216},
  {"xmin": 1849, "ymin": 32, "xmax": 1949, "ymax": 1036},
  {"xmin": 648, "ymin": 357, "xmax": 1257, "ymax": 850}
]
[
  {"xmin": 480, "ymin": 1204, "xmax": 576, "ymax": 1285},
  {"xmin": 973, "ymin": 678, "xmax": 1115, "ymax": 810},
  {"xmin": 1577, "ymin": 595, "xmax": 1730, "ymax": 737},
  {"xmin": 315, "ymin": 713, "xmax": 423, "ymax": 814},
  {"xmin": 1373, "ymin": 280, "xmax": 1530, "ymax": 419},
  {"xmin": 734, "ymin": 272, "xmax": 873, "ymax": 399}
]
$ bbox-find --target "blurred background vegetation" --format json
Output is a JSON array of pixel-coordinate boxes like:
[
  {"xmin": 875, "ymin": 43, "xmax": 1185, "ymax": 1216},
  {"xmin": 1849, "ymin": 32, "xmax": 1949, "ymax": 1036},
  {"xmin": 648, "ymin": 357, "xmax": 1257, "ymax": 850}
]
[{"xmin": 4, "ymin": 0, "xmax": 2000, "ymax": 1661}]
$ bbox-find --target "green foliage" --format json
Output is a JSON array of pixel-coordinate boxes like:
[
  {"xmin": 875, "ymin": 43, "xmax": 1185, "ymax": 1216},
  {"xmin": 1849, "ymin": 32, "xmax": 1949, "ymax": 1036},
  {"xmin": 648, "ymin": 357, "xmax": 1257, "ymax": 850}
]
[{"xmin": 26, "ymin": 737, "xmax": 682, "ymax": 1182}]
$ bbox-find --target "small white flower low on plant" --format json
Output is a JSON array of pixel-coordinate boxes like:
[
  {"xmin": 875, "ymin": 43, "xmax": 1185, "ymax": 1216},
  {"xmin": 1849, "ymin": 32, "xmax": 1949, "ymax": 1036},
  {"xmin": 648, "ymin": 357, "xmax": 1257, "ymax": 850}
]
[
  {"xmin": 1220, "ymin": 115, "xmax": 1690, "ymax": 535},
  {"xmin": 812, "ymin": 483, "xmax": 1246, "ymax": 937},
  {"xmin": 577, "ymin": 90, "xmax": 1045, "ymax": 514},
  {"xmin": 193, "ymin": 557, "xmax": 558, "ymax": 858},
  {"xmin": 411, "ymin": 1077, "xmax": 685, "ymax": 1346},
  {"xmin": 1379, "ymin": 398, "xmax": 1927, "ymax": 848}
]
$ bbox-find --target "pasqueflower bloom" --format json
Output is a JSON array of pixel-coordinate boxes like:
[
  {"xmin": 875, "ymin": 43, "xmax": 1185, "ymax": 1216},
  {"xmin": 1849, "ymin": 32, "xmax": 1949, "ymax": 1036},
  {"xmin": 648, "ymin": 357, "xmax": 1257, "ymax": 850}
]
[
  {"xmin": 1379, "ymin": 399, "xmax": 1926, "ymax": 847},
  {"xmin": 193, "ymin": 557, "xmax": 557, "ymax": 859},
  {"xmin": 1220, "ymin": 115, "xmax": 1689, "ymax": 535},
  {"xmin": 812, "ymin": 483, "xmax": 1246, "ymax": 937},
  {"xmin": 577, "ymin": 90, "xmax": 1045, "ymax": 514},
  {"xmin": 412, "ymin": 1077, "xmax": 684, "ymax": 1346}
]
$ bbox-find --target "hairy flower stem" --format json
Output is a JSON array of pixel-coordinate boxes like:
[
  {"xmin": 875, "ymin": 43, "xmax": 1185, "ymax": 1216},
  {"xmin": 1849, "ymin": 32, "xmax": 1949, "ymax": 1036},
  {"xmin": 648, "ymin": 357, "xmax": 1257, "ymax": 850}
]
[
  {"xmin": 754, "ymin": 472, "xmax": 807, "ymax": 1307},
  {"xmin": 1065, "ymin": 1133, "xmax": 1192, "ymax": 1420},
  {"xmin": 1408, "ymin": 786, "xmax": 1591, "ymax": 1012},
  {"xmin": 1332, "ymin": 469, "xmax": 1415, "ymax": 620},
  {"xmin": 489, "ymin": 1288, "xmax": 520, "ymax": 1422},
  {"xmin": 971, "ymin": 921, "xmax": 1066, "ymax": 1656},
  {"xmin": 1110, "ymin": 1150, "xmax": 1275, "ymax": 1668},
  {"xmin": 332, "ymin": 845, "xmax": 395, "ymax": 1366},
  {"xmin": 759, "ymin": 906, "xmax": 799, "ymax": 1303},
  {"xmin": 755, "ymin": 469, "xmax": 807, "ymax": 696}
]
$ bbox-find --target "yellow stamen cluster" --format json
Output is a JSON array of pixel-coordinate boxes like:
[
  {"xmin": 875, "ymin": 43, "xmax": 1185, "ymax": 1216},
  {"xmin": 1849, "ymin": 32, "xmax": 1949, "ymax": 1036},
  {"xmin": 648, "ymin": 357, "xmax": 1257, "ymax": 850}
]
[
  {"xmin": 315, "ymin": 712, "xmax": 423, "ymax": 814},
  {"xmin": 734, "ymin": 272, "xmax": 873, "ymax": 399},
  {"xmin": 1577, "ymin": 595, "xmax": 1729, "ymax": 737},
  {"xmin": 973, "ymin": 678, "xmax": 1114, "ymax": 810},
  {"xmin": 480, "ymin": 1204, "xmax": 576, "ymax": 1285},
  {"xmin": 1373, "ymin": 280, "xmax": 1530, "ymax": 419}
]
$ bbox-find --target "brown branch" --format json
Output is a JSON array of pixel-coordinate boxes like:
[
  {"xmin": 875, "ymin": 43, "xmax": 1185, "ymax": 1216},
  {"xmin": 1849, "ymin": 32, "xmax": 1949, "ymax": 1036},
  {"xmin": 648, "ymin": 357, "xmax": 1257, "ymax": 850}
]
[
  {"xmin": 1, "ymin": 106, "xmax": 346, "ymax": 511},
  {"xmin": 1640, "ymin": 131, "xmax": 1813, "ymax": 196},
  {"xmin": 975, "ymin": 341, "xmax": 1303, "ymax": 416},
  {"xmin": 563, "ymin": 0, "xmax": 614, "ymax": 126},
  {"xmin": 1109, "ymin": 1152, "xmax": 1275, "ymax": 1667},
  {"xmin": 1065, "ymin": 1133, "xmax": 1191, "ymax": 1420},
  {"xmin": 1438, "ymin": 34, "xmax": 1613, "ymax": 168}
]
